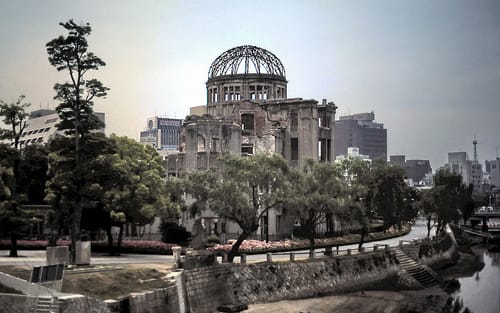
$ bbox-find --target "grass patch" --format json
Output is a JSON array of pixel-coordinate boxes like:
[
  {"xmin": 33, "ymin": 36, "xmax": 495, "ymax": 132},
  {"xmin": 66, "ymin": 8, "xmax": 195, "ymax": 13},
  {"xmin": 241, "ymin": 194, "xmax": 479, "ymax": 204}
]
[{"xmin": 63, "ymin": 266, "xmax": 173, "ymax": 299}]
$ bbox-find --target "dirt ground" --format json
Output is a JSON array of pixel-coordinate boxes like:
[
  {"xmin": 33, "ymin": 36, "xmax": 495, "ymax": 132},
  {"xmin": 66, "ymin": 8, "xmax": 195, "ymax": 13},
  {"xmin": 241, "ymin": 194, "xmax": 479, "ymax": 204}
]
[{"xmin": 0, "ymin": 263, "xmax": 175, "ymax": 300}]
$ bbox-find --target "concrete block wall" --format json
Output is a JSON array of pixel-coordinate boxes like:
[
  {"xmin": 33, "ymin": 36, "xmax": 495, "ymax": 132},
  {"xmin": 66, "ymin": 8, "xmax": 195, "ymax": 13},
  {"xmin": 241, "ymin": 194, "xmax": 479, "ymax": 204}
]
[
  {"xmin": 0, "ymin": 293, "xmax": 36, "ymax": 313},
  {"xmin": 183, "ymin": 264, "xmax": 235, "ymax": 313},
  {"xmin": 128, "ymin": 286, "xmax": 179, "ymax": 313},
  {"xmin": 59, "ymin": 295, "xmax": 111, "ymax": 313}
]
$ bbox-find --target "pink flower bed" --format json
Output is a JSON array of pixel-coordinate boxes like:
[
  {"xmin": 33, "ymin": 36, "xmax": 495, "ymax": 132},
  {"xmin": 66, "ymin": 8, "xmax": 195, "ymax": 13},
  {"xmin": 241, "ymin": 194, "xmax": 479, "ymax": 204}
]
[
  {"xmin": 0, "ymin": 239, "xmax": 71, "ymax": 248},
  {"xmin": 208, "ymin": 239, "xmax": 304, "ymax": 253},
  {"xmin": 0, "ymin": 239, "xmax": 176, "ymax": 252},
  {"xmin": 94, "ymin": 240, "xmax": 176, "ymax": 250}
]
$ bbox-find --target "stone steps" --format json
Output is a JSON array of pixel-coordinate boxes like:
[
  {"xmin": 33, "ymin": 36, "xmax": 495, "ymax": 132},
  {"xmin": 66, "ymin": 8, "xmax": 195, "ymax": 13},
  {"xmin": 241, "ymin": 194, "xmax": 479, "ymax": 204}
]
[
  {"xmin": 392, "ymin": 247, "xmax": 439, "ymax": 288},
  {"xmin": 31, "ymin": 296, "xmax": 59, "ymax": 313}
]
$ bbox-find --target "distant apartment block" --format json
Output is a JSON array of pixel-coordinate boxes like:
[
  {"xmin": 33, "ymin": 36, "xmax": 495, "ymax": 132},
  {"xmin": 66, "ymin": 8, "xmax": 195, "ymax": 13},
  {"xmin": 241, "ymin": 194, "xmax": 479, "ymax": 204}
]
[{"xmin": 334, "ymin": 112, "xmax": 387, "ymax": 161}]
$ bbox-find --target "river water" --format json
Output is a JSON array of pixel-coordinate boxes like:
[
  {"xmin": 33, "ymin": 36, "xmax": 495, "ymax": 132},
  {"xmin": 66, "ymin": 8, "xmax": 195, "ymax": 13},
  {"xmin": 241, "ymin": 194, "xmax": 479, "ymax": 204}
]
[{"xmin": 453, "ymin": 246, "xmax": 500, "ymax": 313}]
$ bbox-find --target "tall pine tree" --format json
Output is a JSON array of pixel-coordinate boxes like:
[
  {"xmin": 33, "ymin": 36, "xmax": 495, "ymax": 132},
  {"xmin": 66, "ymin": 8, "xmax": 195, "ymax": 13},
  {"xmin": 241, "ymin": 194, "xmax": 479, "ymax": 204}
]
[{"xmin": 46, "ymin": 20, "xmax": 109, "ymax": 263}]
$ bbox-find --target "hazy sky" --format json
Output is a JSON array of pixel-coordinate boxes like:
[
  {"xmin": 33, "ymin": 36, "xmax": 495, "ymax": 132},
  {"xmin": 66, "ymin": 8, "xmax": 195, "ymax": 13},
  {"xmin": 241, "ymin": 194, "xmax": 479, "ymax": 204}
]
[{"xmin": 1, "ymin": 0, "xmax": 499, "ymax": 170}]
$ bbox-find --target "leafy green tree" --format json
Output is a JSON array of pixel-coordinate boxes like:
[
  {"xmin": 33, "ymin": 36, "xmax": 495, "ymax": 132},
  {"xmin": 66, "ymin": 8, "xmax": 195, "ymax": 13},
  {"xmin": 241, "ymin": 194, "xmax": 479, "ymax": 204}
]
[
  {"xmin": 0, "ymin": 144, "xmax": 34, "ymax": 256},
  {"xmin": 432, "ymin": 170, "xmax": 468, "ymax": 234},
  {"xmin": 0, "ymin": 95, "xmax": 30, "ymax": 149},
  {"xmin": 285, "ymin": 159, "xmax": 345, "ymax": 250},
  {"xmin": 102, "ymin": 135, "xmax": 171, "ymax": 254},
  {"xmin": 369, "ymin": 163, "xmax": 408, "ymax": 230},
  {"xmin": 335, "ymin": 156, "xmax": 372, "ymax": 248},
  {"xmin": 0, "ymin": 95, "xmax": 31, "ymax": 256},
  {"xmin": 18, "ymin": 144, "xmax": 49, "ymax": 204},
  {"xmin": 46, "ymin": 20, "xmax": 109, "ymax": 263},
  {"xmin": 416, "ymin": 189, "xmax": 437, "ymax": 237},
  {"xmin": 185, "ymin": 153, "xmax": 291, "ymax": 262},
  {"xmin": 45, "ymin": 133, "xmax": 117, "ymax": 240}
]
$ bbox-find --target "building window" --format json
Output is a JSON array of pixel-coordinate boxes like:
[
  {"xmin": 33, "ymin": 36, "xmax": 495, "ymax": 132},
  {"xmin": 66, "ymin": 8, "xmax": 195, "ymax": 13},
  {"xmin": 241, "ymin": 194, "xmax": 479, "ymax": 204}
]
[
  {"xmin": 291, "ymin": 138, "xmax": 298, "ymax": 161},
  {"xmin": 290, "ymin": 112, "xmax": 298, "ymax": 127},
  {"xmin": 241, "ymin": 144, "xmax": 253, "ymax": 155},
  {"xmin": 241, "ymin": 113, "xmax": 255, "ymax": 135}
]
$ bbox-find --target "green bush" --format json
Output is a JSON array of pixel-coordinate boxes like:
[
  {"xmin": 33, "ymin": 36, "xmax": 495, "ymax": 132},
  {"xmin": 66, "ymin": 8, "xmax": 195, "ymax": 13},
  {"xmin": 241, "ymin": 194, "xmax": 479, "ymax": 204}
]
[
  {"xmin": 207, "ymin": 234, "xmax": 220, "ymax": 244},
  {"xmin": 159, "ymin": 221, "xmax": 190, "ymax": 245}
]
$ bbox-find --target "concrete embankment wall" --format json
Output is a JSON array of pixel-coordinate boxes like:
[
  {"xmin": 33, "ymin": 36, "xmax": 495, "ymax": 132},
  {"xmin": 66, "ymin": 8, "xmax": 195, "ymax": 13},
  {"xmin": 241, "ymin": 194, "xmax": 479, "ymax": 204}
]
[{"xmin": 183, "ymin": 250, "xmax": 399, "ymax": 313}]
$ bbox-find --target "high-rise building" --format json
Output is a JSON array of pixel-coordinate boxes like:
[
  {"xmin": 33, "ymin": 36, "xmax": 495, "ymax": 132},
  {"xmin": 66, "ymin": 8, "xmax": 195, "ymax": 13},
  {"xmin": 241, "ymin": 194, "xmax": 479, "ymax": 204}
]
[
  {"xmin": 140, "ymin": 117, "xmax": 182, "ymax": 158},
  {"xmin": 447, "ymin": 151, "xmax": 483, "ymax": 194},
  {"xmin": 490, "ymin": 159, "xmax": 500, "ymax": 188},
  {"xmin": 334, "ymin": 112, "xmax": 387, "ymax": 161}
]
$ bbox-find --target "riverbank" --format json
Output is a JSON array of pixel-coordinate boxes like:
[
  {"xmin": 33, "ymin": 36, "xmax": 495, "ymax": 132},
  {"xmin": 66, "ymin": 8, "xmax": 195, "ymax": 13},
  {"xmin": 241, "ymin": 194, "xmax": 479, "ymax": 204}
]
[{"xmin": 246, "ymin": 288, "xmax": 453, "ymax": 313}]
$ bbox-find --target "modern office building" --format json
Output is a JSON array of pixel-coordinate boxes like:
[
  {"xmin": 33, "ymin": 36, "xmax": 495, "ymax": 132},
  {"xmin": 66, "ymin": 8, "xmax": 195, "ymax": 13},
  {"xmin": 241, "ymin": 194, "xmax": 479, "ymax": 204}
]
[
  {"xmin": 140, "ymin": 117, "xmax": 182, "ymax": 158},
  {"xmin": 10, "ymin": 109, "xmax": 105, "ymax": 147},
  {"xmin": 446, "ymin": 151, "xmax": 483, "ymax": 194},
  {"xmin": 389, "ymin": 155, "xmax": 432, "ymax": 185},
  {"xmin": 334, "ymin": 112, "xmax": 387, "ymax": 161},
  {"xmin": 405, "ymin": 160, "xmax": 432, "ymax": 184},
  {"xmin": 490, "ymin": 159, "xmax": 500, "ymax": 188},
  {"xmin": 389, "ymin": 155, "xmax": 406, "ymax": 168}
]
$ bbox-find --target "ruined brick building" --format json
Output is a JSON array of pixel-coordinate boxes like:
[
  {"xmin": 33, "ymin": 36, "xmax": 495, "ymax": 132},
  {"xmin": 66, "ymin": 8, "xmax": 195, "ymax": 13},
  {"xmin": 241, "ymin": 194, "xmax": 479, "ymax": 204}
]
[
  {"xmin": 165, "ymin": 45, "xmax": 337, "ymax": 240},
  {"xmin": 166, "ymin": 45, "xmax": 336, "ymax": 175}
]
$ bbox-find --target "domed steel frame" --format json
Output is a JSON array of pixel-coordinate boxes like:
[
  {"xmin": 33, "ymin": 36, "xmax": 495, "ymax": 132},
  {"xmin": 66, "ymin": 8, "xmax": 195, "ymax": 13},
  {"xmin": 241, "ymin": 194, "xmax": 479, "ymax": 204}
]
[
  {"xmin": 206, "ymin": 45, "xmax": 288, "ymax": 105},
  {"xmin": 208, "ymin": 45, "xmax": 286, "ymax": 78}
]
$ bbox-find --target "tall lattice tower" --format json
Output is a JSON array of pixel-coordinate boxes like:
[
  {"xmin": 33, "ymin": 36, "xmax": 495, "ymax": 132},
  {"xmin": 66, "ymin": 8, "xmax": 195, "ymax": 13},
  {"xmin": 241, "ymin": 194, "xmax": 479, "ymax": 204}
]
[{"xmin": 473, "ymin": 136, "xmax": 478, "ymax": 162}]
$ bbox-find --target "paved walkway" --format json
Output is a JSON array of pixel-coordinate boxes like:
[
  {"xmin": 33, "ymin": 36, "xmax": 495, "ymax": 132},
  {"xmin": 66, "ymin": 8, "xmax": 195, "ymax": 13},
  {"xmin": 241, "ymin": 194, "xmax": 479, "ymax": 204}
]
[{"xmin": 0, "ymin": 251, "xmax": 173, "ymax": 267}]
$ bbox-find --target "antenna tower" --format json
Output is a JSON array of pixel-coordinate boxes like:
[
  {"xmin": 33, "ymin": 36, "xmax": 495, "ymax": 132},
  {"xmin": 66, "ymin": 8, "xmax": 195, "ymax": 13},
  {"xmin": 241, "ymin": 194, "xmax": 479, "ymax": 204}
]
[{"xmin": 473, "ymin": 136, "xmax": 478, "ymax": 162}]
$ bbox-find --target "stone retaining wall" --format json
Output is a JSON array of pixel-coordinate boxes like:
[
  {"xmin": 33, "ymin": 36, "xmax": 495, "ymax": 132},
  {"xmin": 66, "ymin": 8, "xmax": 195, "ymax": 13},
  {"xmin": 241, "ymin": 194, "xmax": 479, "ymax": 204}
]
[{"xmin": 182, "ymin": 250, "xmax": 399, "ymax": 313}]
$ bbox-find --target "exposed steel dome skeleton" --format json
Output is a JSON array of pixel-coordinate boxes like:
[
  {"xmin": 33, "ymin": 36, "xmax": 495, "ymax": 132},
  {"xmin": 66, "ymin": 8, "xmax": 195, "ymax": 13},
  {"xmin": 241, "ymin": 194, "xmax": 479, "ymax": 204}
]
[
  {"xmin": 206, "ymin": 45, "xmax": 288, "ymax": 104},
  {"xmin": 208, "ymin": 45, "xmax": 286, "ymax": 79}
]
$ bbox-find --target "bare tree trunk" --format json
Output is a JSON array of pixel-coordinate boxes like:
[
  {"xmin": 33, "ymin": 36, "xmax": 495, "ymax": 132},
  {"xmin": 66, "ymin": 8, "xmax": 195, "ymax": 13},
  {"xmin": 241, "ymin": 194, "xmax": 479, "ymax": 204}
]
[
  {"xmin": 228, "ymin": 231, "xmax": 248, "ymax": 263},
  {"xmin": 427, "ymin": 215, "xmax": 432, "ymax": 237},
  {"xmin": 116, "ymin": 224, "xmax": 124, "ymax": 256},
  {"xmin": 9, "ymin": 232, "xmax": 18, "ymax": 257},
  {"xmin": 106, "ymin": 227, "xmax": 115, "ymax": 256},
  {"xmin": 358, "ymin": 224, "xmax": 367, "ymax": 250}
]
